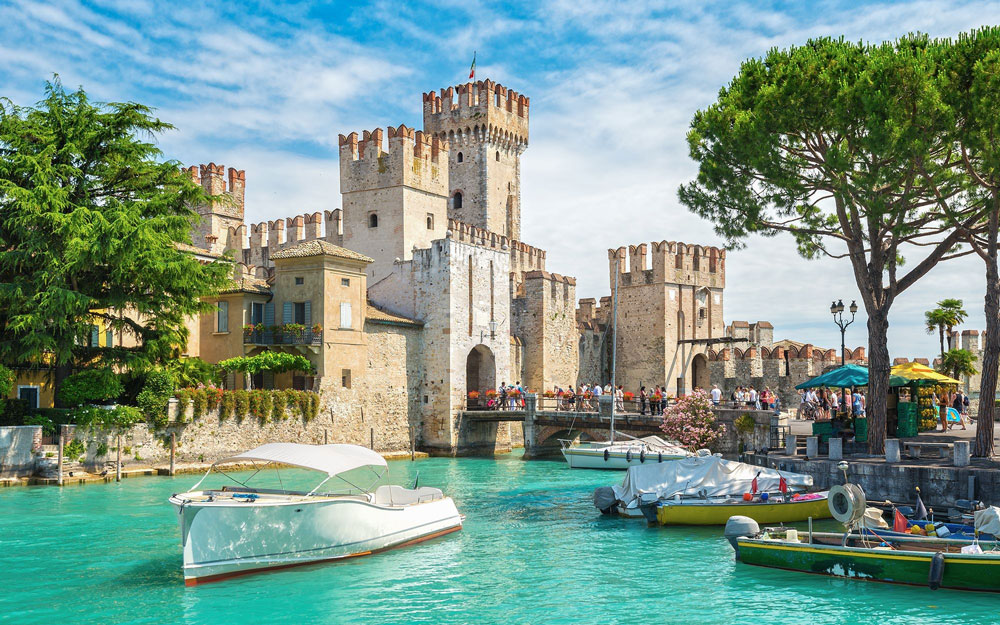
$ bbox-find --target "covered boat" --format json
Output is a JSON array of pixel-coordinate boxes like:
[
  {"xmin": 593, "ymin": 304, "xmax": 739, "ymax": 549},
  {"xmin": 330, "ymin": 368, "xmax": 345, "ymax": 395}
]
[
  {"xmin": 560, "ymin": 435, "xmax": 690, "ymax": 470},
  {"xmin": 595, "ymin": 453, "xmax": 826, "ymax": 524},
  {"xmin": 169, "ymin": 443, "xmax": 463, "ymax": 585}
]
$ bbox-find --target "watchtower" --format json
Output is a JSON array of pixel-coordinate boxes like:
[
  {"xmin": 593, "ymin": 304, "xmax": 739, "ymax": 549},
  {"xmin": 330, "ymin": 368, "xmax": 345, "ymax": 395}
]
[
  {"xmin": 186, "ymin": 163, "xmax": 246, "ymax": 254},
  {"xmin": 422, "ymin": 79, "xmax": 529, "ymax": 240}
]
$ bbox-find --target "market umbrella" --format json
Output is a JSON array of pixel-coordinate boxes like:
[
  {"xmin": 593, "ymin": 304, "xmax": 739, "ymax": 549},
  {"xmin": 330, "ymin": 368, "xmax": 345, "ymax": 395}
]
[
  {"xmin": 795, "ymin": 364, "xmax": 871, "ymax": 389},
  {"xmin": 890, "ymin": 362, "xmax": 961, "ymax": 385}
]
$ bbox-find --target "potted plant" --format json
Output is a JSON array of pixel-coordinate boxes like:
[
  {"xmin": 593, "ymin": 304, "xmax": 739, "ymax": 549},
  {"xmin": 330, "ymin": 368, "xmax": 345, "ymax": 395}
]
[
  {"xmin": 311, "ymin": 323, "xmax": 323, "ymax": 335},
  {"xmin": 623, "ymin": 391, "xmax": 634, "ymax": 401},
  {"xmin": 243, "ymin": 323, "xmax": 256, "ymax": 336}
]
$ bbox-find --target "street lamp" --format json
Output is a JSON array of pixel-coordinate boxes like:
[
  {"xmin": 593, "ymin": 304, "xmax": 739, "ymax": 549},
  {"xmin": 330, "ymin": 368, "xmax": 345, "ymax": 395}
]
[
  {"xmin": 480, "ymin": 318, "xmax": 500, "ymax": 343},
  {"xmin": 830, "ymin": 299, "xmax": 858, "ymax": 366}
]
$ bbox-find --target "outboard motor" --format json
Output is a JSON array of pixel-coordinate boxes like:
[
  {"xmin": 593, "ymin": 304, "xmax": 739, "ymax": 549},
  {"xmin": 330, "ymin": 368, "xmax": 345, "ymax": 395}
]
[
  {"xmin": 593, "ymin": 487, "xmax": 618, "ymax": 515},
  {"xmin": 724, "ymin": 516, "xmax": 760, "ymax": 560}
]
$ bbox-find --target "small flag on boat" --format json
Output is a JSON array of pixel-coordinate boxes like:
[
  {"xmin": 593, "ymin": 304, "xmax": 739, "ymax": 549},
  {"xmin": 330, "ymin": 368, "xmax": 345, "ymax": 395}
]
[
  {"xmin": 893, "ymin": 508, "xmax": 908, "ymax": 533},
  {"xmin": 469, "ymin": 51, "xmax": 476, "ymax": 79},
  {"xmin": 751, "ymin": 472, "xmax": 759, "ymax": 494},
  {"xmin": 915, "ymin": 492, "xmax": 928, "ymax": 520},
  {"xmin": 779, "ymin": 477, "xmax": 788, "ymax": 493}
]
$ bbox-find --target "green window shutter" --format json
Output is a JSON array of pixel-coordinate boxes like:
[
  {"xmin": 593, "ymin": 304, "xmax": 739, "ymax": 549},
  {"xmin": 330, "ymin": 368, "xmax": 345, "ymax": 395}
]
[
  {"xmin": 106, "ymin": 330, "xmax": 113, "ymax": 347},
  {"xmin": 283, "ymin": 302, "xmax": 293, "ymax": 324},
  {"xmin": 218, "ymin": 301, "xmax": 229, "ymax": 332},
  {"xmin": 91, "ymin": 325, "xmax": 99, "ymax": 346},
  {"xmin": 264, "ymin": 302, "xmax": 274, "ymax": 326},
  {"xmin": 304, "ymin": 301, "xmax": 311, "ymax": 327}
]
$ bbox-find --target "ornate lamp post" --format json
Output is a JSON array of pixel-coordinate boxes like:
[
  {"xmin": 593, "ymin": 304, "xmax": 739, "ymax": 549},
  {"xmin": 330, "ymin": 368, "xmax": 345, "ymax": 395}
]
[{"xmin": 830, "ymin": 299, "xmax": 859, "ymax": 366}]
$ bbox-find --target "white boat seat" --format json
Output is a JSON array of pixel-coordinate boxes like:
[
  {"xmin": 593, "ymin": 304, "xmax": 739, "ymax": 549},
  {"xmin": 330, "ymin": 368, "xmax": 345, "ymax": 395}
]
[{"xmin": 373, "ymin": 485, "xmax": 445, "ymax": 506}]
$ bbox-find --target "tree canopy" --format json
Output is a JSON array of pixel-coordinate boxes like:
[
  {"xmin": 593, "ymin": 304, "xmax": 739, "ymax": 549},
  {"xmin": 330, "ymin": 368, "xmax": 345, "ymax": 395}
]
[
  {"xmin": 0, "ymin": 79, "xmax": 231, "ymax": 382},
  {"xmin": 679, "ymin": 35, "xmax": 989, "ymax": 454},
  {"xmin": 218, "ymin": 352, "xmax": 315, "ymax": 376},
  {"xmin": 925, "ymin": 299, "xmax": 968, "ymax": 360}
]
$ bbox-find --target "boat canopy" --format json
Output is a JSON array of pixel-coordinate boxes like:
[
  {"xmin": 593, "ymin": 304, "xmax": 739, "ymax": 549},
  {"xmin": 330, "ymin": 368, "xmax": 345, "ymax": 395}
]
[
  {"xmin": 213, "ymin": 443, "xmax": 387, "ymax": 477},
  {"xmin": 611, "ymin": 455, "xmax": 813, "ymax": 504}
]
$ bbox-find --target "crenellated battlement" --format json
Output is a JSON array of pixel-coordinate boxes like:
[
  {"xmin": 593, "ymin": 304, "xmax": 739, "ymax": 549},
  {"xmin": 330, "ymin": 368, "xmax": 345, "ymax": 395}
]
[
  {"xmin": 423, "ymin": 79, "xmax": 529, "ymax": 148},
  {"xmin": 608, "ymin": 240, "xmax": 726, "ymax": 289},
  {"xmin": 339, "ymin": 125, "xmax": 448, "ymax": 196},
  {"xmin": 447, "ymin": 218, "xmax": 546, "ymax": 277},
  {"xmin": 186, "ymin": 163, "xmax": 246, "ymax": 218}
]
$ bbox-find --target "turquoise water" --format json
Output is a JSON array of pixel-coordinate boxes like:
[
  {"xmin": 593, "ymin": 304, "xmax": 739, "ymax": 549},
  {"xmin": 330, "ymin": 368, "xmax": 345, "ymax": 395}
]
[{"xmin": 1, "ymin": 452, "xmax": 996, "ymax": 625}]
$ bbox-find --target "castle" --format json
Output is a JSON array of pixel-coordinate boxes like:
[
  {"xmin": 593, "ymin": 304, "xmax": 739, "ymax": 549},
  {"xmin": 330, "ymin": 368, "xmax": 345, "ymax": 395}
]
[{"xmin": 6, "ymin": 78, "xmax": 863, "ymax": 453}]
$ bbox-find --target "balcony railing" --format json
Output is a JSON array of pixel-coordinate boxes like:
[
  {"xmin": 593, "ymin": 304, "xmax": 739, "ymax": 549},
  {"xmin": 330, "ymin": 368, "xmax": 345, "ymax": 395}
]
[{"xmin": 244, "ymin": 330, "xmax": 322, "ymax": 346}]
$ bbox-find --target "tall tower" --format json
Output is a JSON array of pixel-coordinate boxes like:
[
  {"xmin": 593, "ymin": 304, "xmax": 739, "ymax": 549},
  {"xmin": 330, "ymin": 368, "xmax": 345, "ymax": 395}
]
[
  {"xmin": 186, "ymin": 163, "xmax": 245, "ymax": 255},
  {"xmin": 422, "ymin": 79, "xmax": 529, "ymax": 240}
]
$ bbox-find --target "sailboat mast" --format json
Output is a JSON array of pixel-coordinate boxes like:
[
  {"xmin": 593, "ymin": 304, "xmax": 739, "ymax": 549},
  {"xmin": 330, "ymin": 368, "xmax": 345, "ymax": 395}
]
[{"xmin": 610, "ymin": 259, "xmax": 619, "ymax": 443}]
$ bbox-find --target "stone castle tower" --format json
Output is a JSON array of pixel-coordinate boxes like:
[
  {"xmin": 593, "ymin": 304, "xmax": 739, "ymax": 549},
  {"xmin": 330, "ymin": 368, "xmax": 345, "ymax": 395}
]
[
  {"xmin": 423, "ymin": 80, "xmax": 528, "ymax": 241},
  {"xmin": 187, "ymin": 163, "xmax": 246, "ymax": 255}
]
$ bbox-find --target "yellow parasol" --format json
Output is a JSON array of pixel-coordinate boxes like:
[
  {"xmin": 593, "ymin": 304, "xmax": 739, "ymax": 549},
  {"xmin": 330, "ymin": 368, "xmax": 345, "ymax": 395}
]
[{"xmin": 890, "ymin": 362, "xmax": 961, "ymax": 385}]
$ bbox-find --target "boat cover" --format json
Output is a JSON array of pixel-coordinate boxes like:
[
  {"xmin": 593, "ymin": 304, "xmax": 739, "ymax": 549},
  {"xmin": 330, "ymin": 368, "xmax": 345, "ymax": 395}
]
[
  {"xmin": 974, "ymin": 506, "xmax": 1000, "ymax": 536},
  {"xmin": 213, "ymin": 443, "xmax": 387, "ymax": 476},
  {"xmin": 610, "ymin": 455, "xmax": 814, "ymax": 504}
]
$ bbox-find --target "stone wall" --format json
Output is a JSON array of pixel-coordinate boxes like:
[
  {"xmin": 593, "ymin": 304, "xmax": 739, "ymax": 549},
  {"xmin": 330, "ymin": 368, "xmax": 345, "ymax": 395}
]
[
  {"xmin": 512, "ymin": 270, "xmax": 579, "ymax": 392},
  {"xmin": 0, "ymin": 426, "xmax": 41, "ymax": 477}
]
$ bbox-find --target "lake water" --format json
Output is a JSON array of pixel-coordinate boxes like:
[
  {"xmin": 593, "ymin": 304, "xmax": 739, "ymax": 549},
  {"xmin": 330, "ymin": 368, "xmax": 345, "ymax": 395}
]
[{"xmin": 1, "ymin": 451, "xmax": 995, "ymax": 624}]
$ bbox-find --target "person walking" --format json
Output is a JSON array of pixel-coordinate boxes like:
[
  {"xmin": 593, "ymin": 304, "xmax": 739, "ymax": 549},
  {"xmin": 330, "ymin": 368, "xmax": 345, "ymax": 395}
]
[
  {"xmin": 710, "ymin": 384, "xmax": 721, "ymax": 406},
  {"xmin": 615, "ymin": 385, "xmax": 624, "ymax": 412},
  {"xmin": 951, "ymin": 390, "xmax": 967, "ymax": 430}
]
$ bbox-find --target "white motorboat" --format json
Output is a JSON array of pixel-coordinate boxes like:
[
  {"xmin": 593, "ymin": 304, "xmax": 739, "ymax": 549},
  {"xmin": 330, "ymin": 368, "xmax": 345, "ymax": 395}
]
[
  {"xmin": 168, "ymin": 443, "xmax": 462, "ymax": 585},
  {"xmin": 559, "ymin": 435, "xmax": 690, "ymax": 470}
]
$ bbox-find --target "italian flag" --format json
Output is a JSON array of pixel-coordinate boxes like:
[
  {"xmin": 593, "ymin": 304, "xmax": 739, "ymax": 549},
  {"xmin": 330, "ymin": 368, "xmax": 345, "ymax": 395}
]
[{"xmin": 469, "ymin": 52, "xmax": 476, "ymax": 79}]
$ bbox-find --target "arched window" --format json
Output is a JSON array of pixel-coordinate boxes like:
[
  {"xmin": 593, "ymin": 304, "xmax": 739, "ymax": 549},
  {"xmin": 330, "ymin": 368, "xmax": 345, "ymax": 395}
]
[
  {"xmin": 368, "ymin": 213, "xmax": 378, "ymax": 228},
  {"xmin": 495, "ymin": 150, "xmax": 500, "ymax": 161},
  {"xmin": 457, "ymin": 152, "xmax": 464, "ymax": 163},
  {"xmin": 453, "ymin": 191, "xmax": 463, "ymax": 209}
]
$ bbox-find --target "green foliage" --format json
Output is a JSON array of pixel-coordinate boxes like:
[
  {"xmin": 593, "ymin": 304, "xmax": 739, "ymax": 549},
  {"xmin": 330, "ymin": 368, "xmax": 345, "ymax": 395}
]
[
  {"xmin": 0, "ymin": 364, "xmax": 13, "ymax": 397},
  {"xmin": 232, "ymin": 390, "xmax": 249, "ymax": 420},
  {"xmin": 250, "ymin": 389, "xmax": 273, "ymax": 421},
  {"xmin": 191, "ymin": 389, "xmax": 208, "ymax": 420},
  {"xmin": 64, "ymin": 438, "xmax": 86, "ymax": 462},
  {"xmin": 218, "ymin": 352, "xmax": 314, "ymax": 376},
  {"xmin": 940, "ymin": 349, "xmax": 979, "ymax": 380},
  {"xmin": 925, "ymin": 299, "xmax": 968, "ymax": 359},
  {"xmin": 136, "ymin": 369, "xmax": 174, "ymax": 428},
  {"xmin": 96, "ymin": 442, "xmax": 108, "ymax": 457},
  {"xmin": 219, "ymin": 391, "xmax": 234, "ymax": 421},
  {"xmin": 271, "ymin": 393, "xmax": 285, "ymax": 421},
  {"xmin": 58, "ymin": 368, "xmax": 124, "ymax": 407},
  {"xmin": 22, "ymin": 413, "xmax": 56, "ymax": 435},
  {"xmin": 166, "ymin": 358, "xmax": 221, "ymax": 388},
  {"xmin": 0, "ymin": 79, "xmax": 232, "ymax": 375},
  {"xmin": 73, "ymin": 405, "xmax": 143, "ymax": 431},
  {"xmin": 734, "ymin": 414, "xmax": 756, "ymax": 434}
]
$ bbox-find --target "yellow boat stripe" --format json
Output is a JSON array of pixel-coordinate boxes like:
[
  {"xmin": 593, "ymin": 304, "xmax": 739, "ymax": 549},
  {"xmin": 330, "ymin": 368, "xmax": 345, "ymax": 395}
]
[{"xmin": 738, "ymin": 541, "xmax": 1000, "ymax": 564}]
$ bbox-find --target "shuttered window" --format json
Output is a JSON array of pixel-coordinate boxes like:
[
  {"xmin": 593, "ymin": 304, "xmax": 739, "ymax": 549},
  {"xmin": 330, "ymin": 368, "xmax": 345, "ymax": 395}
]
[
  {"xmin": 264, "ymin": 302, "xmax": 275, "ymax": 326},
  {"xmin": 91, "ymin": 325, "xmax": 99, "ymax": 346},
  {"xmin": 217, "ymin": 301, "xmax": 229, "ymax": 332},
  {"xmin": 304, "ymin": 300, "xmax": 311, "ymax": 327},
  {"xmin": 106, "ymin": 330, "xmax": 113, "ymax": 347},
  {"xmin": 283, "ymin": 301, "xmax": 293, "ymax": 324},
  {"xmin": 340, "ymin": 302, "xmax": 352, "ymax": 329}
]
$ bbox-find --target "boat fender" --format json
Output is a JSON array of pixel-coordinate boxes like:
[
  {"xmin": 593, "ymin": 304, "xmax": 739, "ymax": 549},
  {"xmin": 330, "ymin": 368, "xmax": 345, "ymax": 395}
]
[
  {"xmin": 604, "ymin": 449, "xmax": 610, "ymax": 462},
  {"xmin": 640, "ymin": 450, "xmax": 646, "ymax": 463},
  {"xmin": 928, "ymin": 552, "xmax": 946, "ymax": 590},
  {"xmin": 724, "ymin": 516, "xmax": 760, "ymax": 560},
  {"xmin": 626, "ymin": 450, "xmax": 632, "ymax": 462},
  {"xmin": 658, "ymin": 452, "xmax": 663, "ymax": 463}
]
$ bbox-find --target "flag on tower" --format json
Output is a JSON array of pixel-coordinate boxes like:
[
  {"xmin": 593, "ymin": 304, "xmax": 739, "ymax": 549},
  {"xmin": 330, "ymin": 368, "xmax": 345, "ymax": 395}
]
[{"xmin": 469, "ymin": 51, "xmax": 476, "ymax": 79}]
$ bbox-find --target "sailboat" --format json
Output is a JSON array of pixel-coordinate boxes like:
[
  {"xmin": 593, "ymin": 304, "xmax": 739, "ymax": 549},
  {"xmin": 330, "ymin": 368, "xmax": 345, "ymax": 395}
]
[{"xmin": 560, "ymin": 258, "xmax": 690, "ymax": 470}]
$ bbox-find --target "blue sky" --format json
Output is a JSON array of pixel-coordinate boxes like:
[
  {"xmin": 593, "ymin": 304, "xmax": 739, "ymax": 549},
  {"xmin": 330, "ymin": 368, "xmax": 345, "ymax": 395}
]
[{"xmin": 2, "ymin": 0, "xmax": 998, "ymax": 359}]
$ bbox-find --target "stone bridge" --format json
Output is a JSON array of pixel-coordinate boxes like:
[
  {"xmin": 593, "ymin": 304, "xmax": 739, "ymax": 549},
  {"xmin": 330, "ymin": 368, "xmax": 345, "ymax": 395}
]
[{"xmin": 458, "ymin": 394, "xmax": 775, "ymax": 458}]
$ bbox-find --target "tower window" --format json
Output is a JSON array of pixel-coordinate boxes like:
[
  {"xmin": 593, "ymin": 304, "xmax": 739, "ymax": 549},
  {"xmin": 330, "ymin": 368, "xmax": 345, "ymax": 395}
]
[
  {"xmin": 453, "ymin": 191, "xmax": 463, "ymax": 209},
  {"xmin": 457, "ymin": 152, "xmax": 464, "ymax": 163},
  {"xmin": 495, "ymin": 150, "xmax": 500, "ymax": 161},
  {"xmin": 427, "ymin": 213, "xmax": 434, "ymax": 230},
  {"xmin": 368, "ymin": 212, "xmax": 378, "ymax": 228}
]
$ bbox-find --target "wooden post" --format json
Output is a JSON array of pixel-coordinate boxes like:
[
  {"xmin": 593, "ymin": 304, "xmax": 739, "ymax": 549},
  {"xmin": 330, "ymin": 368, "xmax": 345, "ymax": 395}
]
[
  {"xmin": 409, "ymin": 423, "xmax": 415, "ymax": 461},
  {"xmin": 324, "ymin": 429, "xmax": 328, "ymax": 445},
  {"xmin": 116, "ymin": 433, "xmax": 122, "ymax": 482},
  {"xmin": 170, "ymin": 432, "xmax": 176, "ymax": 476},
  {"xmin": 370, "ymin": 427, "xmax": 374, "ymax": 451},
  {"xmin": 57, "ymin": 425, "xmax": 65, "ymax": 486}
]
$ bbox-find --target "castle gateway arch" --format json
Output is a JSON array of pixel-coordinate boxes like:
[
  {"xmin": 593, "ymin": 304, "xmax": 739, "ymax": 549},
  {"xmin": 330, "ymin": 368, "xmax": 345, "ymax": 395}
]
[{"xmin": 466, "ymin": 344, "xmax": 497, "ymax": 401}]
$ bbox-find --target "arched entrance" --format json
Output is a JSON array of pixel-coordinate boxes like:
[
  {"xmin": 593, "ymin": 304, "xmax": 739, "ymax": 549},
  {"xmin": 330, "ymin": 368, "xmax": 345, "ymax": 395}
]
[
  {"xmin": 466, "ymin": 344, "xmax": 496, "ymax": 408},
  {"xmin": 692, "ymin": 353, "xmax": 709, "ymax": 392}
]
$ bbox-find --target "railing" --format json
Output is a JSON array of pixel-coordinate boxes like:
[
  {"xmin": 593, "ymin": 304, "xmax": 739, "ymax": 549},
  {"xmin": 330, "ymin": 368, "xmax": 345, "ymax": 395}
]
[{"xmin": 244, "ymin": 330, "xmax": 322, "ymax": 346}]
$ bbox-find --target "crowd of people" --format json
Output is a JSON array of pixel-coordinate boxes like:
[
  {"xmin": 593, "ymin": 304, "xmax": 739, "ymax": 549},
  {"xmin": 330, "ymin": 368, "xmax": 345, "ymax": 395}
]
[
  {"xmin": 794, "ymin": 387, "xmax": 866, "ymax": 421},
  {"xmin": 931, "ymin": 388, "xmax": 970, "ymax": 431},
  {"xmin": 722, "ymin": 385, "xmax": 781, "ymax": 412}
]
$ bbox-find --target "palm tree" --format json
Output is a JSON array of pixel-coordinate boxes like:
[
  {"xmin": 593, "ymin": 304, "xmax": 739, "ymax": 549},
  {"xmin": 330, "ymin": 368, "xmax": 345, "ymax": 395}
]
[
  {"xmin": 940, "ymin": 348, "xmax": 978, "ymax": 382},
  {"xmin": 925, "ymin": 299, "xmax": 968, "ymax": 361}
]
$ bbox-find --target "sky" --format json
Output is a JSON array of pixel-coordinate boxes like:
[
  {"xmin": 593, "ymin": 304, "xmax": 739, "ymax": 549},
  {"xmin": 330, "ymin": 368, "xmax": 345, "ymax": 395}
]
[{"xmin": 1, "ymin": 0, "xmax": 997, "ymax": 360}]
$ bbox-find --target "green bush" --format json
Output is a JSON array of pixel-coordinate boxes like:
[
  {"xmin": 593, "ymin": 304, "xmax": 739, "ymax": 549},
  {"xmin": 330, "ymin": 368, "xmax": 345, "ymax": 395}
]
[
  {"xmin": 191, "ymin": 389, "xmax": 208, "ymax": 420},
  {"xmin": 58, "ymin": 368, "xmax": 124, "ymax": 407},
  {"xmin": 64, "ymin": 438, "xmax": 86, "ymax": 462},
  {"xmin": 219, "ymin": 391, "xmax": 235, "ymax": 421},
  {"xmin": 271, "ymin": 393, "xmax": 285, "ymax": 421},
  {"xmin": 0, "ymin": 399, "xmax": 29, "ymax": 427},
  {"xmin": 173, "ymin": 388, "xmax": 193, "ymax": 423},
  {"xmin": 233, "ymin": 390, "xmax": 249, "ymax": 420},
  {"xmin": 0, "ymin": 364, "xmax": 13, "ymax": 398},
  {"xmin": 137, "ymin": 369, "xmax": 175, "ymax": 428},
  {"xmin": 74, "ymin": 405, "xmax": 143, "ymax": 431},
  {"xmin": 23, "ymin": 413, "xmax": 55, "ymax": 435},
  {"xmin": 166, "ymin": 357, "xmax": 221, "ymax": 388}
]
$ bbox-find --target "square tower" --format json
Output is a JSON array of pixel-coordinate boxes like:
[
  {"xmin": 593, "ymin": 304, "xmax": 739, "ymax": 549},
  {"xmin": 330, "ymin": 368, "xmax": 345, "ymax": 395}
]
[
  {"xmin": 422, "ymin": 80, "xmax": 529, "ymax": 240},
  {"xmin": 186, "ymin": 163, "xmax": 246, "ymax": 255}
]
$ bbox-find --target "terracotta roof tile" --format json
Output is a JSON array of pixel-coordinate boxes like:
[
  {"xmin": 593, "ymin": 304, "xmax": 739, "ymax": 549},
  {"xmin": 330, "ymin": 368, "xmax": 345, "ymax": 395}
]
[
  {"xmin": 365, "ymin": 301, "xmax": 422, "ymax": 327},
  {"xmin": 219, "ymin": 277, "xmax": 272, "ymax": 295},
  {"xmin": 270, "ymin": 240, "xmax": 373, "ymax": 263}
]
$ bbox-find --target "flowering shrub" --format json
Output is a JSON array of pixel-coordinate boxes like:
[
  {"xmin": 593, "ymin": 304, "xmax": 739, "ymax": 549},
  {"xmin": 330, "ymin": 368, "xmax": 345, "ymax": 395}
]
[
  {"xmin": 623, "ymin": 392, "xmax": 634, "ymax": 401},
  {"xmin": 509, "ymin": 389, "xmax": 522, "ymax": 397},
  {"xmin": 542, "ymin": 391, "xmax": 555, "ymax": 398},
  {"xmin": 660, "ymin": 389, "xmax": 726, "ymax": 451},
  {"xmin": 486, "ymin": 389, "xmax": 498, "ymax": 398},
  {"xmin": 468, "ymin": 391, "xmax": 480, "ymax": 400}
]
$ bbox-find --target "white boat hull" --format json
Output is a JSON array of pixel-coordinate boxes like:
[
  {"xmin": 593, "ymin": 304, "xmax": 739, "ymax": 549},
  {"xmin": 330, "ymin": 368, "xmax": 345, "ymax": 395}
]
[
  {"xmin": 170, "ymin": 493, "xmax": 462, "ymax": 585},
  {"xmin": 560, "ymin": 447, "xmax": 686, "ymax": 470}
]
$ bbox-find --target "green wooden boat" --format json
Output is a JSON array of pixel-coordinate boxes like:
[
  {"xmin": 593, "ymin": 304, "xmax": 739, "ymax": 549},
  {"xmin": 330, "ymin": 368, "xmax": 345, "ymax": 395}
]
[{"xmin": 731, "ymin": 529, "xmax": 1000, "ymax": 593}]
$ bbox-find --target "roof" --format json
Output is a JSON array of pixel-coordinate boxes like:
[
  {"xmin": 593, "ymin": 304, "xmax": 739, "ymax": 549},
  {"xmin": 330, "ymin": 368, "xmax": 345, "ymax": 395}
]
[
  {"xmin": 366, "ymin": 301, "xmax": 423, "ymax": 327},
  {"xmin": 175, "ymin": 242, "xmax": 223, "ymax": 259},
  {"xmin": 270, "ymin": 240, "xmax": 374, "ymax": 263},
  {"xmin": 219, "ymin": 276, "xmax": 272, "ymax": 295},
  {"xmin": 213, "ymin": 443, "xmax": 387, "ymax": 476}
]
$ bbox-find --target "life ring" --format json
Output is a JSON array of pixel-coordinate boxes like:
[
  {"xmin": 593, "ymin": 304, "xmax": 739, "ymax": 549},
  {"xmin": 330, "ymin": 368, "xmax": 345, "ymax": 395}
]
[
  {"xmin": 626, "ymin": 450, "xmax": 633, "ymax": 462},
  {"xmin": 604, "ymin": 449, "xmax": 610, "ymax": 462},
  {"xmin": 829, "ymin": 483, "xmax": 866, "ymax": 524},
  {"xmin": 640, "ymin": 450, "xmax": 646, "ymax": 463}
]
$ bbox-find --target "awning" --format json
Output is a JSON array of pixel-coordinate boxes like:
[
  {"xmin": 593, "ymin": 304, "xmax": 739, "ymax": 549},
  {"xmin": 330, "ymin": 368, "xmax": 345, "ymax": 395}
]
[
  {"xmin": 795, "ymin": 364, "xmax": 871, "ymax": 389},
  {"xmin": 213, "ymin": 443, "xmax": 387, "ymax": 476},
  {"xmin": 890, "ymin": 362, "xmax": 961, "ymax": 385}
]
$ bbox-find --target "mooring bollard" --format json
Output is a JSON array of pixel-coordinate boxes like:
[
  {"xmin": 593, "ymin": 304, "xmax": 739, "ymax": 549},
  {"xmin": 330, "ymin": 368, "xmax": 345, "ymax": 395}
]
[
  {"xmin": 828, "ymin": 437, "xmax": 843, "ymax": 460},
  {"xmin": 806, "ymin": 436, "xmax": 818, "ymax": 458},
  {"xmin": 785, "ymin": 434, "xmax": 797, "ymax": 456},
  {"xmin": 954, "ymin": 440, "xmax": 970, "ymax": 467},
  {"xmin": 170, "ymin": 432, "xmax": 176, "ymax": 476},
  {"xmin": 886, "ymin": 438, "xmax": 901, "ymax": 463}
]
